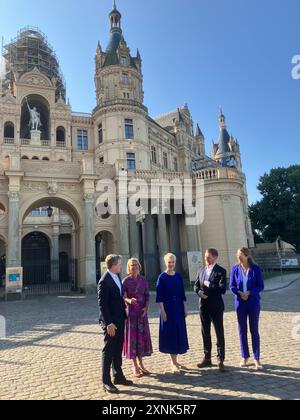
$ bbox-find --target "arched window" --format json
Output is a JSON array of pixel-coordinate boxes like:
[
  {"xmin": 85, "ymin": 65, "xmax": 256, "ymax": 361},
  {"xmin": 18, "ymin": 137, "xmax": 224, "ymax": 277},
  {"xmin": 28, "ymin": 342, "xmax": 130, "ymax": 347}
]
[
  {"xmin": 4, "ymin": 122, "xmax": 15, "ymax": 139},
  {"xmin": 56, "ymin": 126, "xmax": 66, "ymax": 145},
  {"xmin": 21, "ymin": 156, "xmax": 29, "ymax": 160},
  {"xmin": 42, "ymin": 157, "xmax": 50, "ymax": 161},
  {"xmin": 32, "ymin": 156, "xmax": 39, "ymax": 160},
  {"xmin": 0, "ymin": 204, "xmax": 5, "ymax": 215}
]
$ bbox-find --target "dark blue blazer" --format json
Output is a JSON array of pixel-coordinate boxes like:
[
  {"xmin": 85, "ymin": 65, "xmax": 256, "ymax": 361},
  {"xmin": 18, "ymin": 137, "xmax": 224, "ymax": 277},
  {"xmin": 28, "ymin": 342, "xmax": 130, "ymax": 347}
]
[
  {"xmin": 97, "ymin": 271, "xmax": 126, "ymax": 329},
  {"xmin": 230, "ymin": 264, "xmax": 264, "ymax": 308}
]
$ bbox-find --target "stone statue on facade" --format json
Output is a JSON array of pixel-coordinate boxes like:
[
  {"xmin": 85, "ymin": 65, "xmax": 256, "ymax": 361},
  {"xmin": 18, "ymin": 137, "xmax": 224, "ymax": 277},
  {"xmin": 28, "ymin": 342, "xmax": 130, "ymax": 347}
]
[{"xmin": 26, "ymin": 97, "xmax": 42, "ymax": 131}]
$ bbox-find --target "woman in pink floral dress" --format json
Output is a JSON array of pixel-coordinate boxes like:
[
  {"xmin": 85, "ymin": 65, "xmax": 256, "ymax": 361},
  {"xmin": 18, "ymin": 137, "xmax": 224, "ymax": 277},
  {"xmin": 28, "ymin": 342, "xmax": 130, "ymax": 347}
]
[{"xmin": 123, "ymin": 258, "xmax": 153, "ymax": 378}]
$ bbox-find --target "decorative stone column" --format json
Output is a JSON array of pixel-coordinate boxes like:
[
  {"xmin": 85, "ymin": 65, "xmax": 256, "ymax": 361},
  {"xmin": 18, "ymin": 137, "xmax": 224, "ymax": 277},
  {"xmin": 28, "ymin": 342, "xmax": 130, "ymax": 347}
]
[
  {"xmin": 7, "ymin": 191, "xmax": 21, "ymax": 268},
  {"xmin": 185, "ymin": 222, "xmax": 200, "ymax": 253},
  {"xmin": 117, "ymin": 212, "xmax": 130, "ymax": 276},
  {"xmin": 71, "ymin": 230, "xmax": 77, "ymax": 289},
  {"xmin": 142, "ymin": 215, "xmax": 160, "ymax": 282},
  {"xmin": 71, "ymin": 230, "xmax": 76, "ymax": 261},
  {"xmin": 170, "ymin": 212, "xmax": 183, "ymax": 272},
  {"xmin": 80, "ymin": 164, "xmax": 97, "ymax": 293},
  {"xmin": 157, "ymin": 214, "xmax": 169, "ymax": 271},
  {"xmin": 51, "ymin": 228, "xmax": 60, "ymax": 283},
  {"xmin": 83, "ymin": 193, "xmax": 97, "ymax": 293},
  {"xmin": 129, "ymin": 213, "xmax": 142, "ymax": 261},
  {"xmin": 6, "ymin": 165, "xmax": 24, "ymax": 269}
]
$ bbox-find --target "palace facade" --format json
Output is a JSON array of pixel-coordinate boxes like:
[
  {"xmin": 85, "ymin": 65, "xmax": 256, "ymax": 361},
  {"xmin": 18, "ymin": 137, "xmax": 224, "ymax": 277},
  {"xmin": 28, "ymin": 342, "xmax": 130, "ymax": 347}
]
[{"xmin": 0, "ymin": 3, "xmax": 254, "ymax": 293}]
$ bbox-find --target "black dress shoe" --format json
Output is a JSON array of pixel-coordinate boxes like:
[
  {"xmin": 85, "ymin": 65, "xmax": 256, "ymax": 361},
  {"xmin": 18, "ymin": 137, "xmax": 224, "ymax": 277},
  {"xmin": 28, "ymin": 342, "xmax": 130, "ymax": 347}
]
[
  {"xmin": 218, "ymin": 362, "xmax": 226, "ymax": 372},
  {"xmin": 197, "ymin": 359, "xmax": 213, "ymax": 369},
  {"xmin": 114, "ymin": 377, "xmax": 134, "ymax": 386},
  {"xmin": 103, "ymin": 383, "xmax": 119, "ymax": 394}
]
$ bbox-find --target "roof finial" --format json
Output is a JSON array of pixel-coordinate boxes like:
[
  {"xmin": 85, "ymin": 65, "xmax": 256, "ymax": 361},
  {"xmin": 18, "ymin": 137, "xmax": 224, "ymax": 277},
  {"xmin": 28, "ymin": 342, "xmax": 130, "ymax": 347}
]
[{"xmin": 113, "ymin": 0, "xmax": 117, "ymax": 10}]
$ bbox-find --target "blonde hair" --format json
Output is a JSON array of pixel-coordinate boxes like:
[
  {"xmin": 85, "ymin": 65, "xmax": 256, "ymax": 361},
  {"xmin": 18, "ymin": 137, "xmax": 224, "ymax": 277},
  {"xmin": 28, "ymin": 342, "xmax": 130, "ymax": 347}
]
[
  {"xmin": 238, "ymin": 247, "xmax": 256, "ymax": 267},
  {"xmin": 127, "ymin": 258, "xmax": 142, "ymax": 275},
  {"xmin": 164, "ymin": 253, "xmax": 177, "ymax": 265}
]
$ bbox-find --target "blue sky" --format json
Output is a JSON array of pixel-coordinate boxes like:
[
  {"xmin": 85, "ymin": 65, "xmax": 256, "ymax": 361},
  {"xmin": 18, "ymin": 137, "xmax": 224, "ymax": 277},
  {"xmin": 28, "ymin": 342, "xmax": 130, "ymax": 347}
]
[{"xmin": 0, "ymin": 0, "xmax": 299, "ymax": 204}]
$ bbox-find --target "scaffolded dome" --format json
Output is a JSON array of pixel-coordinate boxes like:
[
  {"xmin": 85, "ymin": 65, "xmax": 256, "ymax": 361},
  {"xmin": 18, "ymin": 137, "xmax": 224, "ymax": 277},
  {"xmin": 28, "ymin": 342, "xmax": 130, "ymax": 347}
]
[{"xmin": 2, "ymin": 27, "xmax": 66, "ymax": 101}]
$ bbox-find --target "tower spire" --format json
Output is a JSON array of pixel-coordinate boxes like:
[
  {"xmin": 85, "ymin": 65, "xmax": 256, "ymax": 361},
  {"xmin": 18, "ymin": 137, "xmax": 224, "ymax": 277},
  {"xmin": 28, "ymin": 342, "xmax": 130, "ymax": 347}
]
[
  {"xmin": 219, "ymin": 107, "xmax": 227, "ymax": 129},
  {"xmin": 109, "ymin": 1, "xmax": 122, "ymax": 32}
]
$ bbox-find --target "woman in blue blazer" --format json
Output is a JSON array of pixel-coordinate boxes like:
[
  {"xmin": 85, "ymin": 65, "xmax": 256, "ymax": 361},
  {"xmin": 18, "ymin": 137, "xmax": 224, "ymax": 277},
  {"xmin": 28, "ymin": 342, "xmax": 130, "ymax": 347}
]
[{"xmin": 230, "ymin": 248, "xmax": 265, "ymax": 370}]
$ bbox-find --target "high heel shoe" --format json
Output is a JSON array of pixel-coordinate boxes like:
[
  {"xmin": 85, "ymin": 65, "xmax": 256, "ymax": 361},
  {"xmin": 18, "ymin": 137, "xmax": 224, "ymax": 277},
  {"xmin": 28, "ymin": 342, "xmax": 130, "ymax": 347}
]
[
  {"xmin": 139, "ymin": 367, "xmax": 151, "ymax": 376},
  {"xmin": 240, "ymin": 359, "xmax": 250, "ymax": 368}
]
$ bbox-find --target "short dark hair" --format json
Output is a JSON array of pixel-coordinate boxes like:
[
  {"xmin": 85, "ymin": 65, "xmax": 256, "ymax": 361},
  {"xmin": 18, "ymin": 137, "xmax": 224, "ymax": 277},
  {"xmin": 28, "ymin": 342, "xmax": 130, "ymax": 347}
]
[
  {"xmin": 105, "ymin": 254, "xmax": 122, "ymax": 270},
  {"xmin": 206, "ymin": 248, "xmax": 219, "ymax": 258}
]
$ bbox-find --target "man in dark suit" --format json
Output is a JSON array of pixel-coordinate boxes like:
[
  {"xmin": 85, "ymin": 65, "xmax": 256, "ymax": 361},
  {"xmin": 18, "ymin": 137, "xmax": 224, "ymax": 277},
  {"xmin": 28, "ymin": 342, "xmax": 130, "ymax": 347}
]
[
  {"xmin": 98, "ymin": 254, "xmax": 133, "ymax": 394},
  {"xmin": 194, "ymin": 248, "xmax": 227, "ymax": 372}
]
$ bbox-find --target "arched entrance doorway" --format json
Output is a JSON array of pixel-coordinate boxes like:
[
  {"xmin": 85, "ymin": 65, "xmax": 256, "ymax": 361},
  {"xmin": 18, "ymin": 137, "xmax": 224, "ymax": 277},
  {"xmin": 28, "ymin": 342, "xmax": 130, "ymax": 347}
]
[
  {"xmin": 22, "ymin": 232, "xmax": 51, "ymax": 286},
  {"xmin": 21, "ymin": 197, "xmax": 81, "ymax": 295}
]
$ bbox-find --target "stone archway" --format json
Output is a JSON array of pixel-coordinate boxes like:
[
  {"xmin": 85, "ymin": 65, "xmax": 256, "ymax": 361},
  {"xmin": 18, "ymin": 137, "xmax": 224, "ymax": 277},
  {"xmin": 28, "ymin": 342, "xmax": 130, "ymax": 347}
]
[
  {"xmin": 20, "ymin": 196, "xmax": 82, "ymax": 293},
  {"xmin": 22, "ymin": 231, "xmax": 51, "ymax": 286}
]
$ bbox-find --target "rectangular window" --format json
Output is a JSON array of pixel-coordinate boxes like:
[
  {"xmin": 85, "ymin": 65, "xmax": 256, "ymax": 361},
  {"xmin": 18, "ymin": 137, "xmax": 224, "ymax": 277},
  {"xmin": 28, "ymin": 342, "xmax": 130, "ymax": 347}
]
[
  {"xmin": 151, "ymin": 146, "xmax": 157, "ymax": 164},
  {"xmin": 99, "ymin": 156, "xmax": 104, "ymax": 164},
  {"xmin": 121, "ymin": 73, "xmax": 129, "ymax": 84},
  {"xmin": 77, "ymin": 129, "xmax": 88, "ymax": 150},
  {"xmin": 125, "ymin": 119, "xmax": 134, "ymax": 140},
  {"xmin": 98, "ymin": 124, "xmax": 103, "ymax": 144},
  {"xmin": 30, "ymin": 207, "xmax": 48, "ymax": 216},
  {"xmin": 163, "ymin": 152, "xmax": 168, "ymax": 169},
  {"xmin": 127, "ymin": 153, "xmax": 136, "ymax": 170}
]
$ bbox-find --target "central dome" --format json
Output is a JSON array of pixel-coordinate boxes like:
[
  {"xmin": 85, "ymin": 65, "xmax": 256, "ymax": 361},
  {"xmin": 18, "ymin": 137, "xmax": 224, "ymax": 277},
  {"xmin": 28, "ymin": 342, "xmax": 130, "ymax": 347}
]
[{"xmin": 2, "ymin": 27, "xmax": 66, "ymax": 101}]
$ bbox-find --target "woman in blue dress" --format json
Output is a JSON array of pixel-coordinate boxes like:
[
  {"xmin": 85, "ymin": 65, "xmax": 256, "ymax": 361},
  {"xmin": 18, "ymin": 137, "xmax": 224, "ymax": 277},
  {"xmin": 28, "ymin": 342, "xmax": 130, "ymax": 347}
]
[{"xmin": 156, "ymin": 253, "xmax": 189, "ymax": 373}]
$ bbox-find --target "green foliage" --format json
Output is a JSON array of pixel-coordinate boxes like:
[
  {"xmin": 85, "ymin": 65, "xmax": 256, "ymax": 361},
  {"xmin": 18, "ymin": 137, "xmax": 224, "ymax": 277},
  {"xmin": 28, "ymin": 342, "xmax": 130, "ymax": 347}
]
[{"xmin": 249, "ymin": 165, "xmax": 300, "ymax": 253}]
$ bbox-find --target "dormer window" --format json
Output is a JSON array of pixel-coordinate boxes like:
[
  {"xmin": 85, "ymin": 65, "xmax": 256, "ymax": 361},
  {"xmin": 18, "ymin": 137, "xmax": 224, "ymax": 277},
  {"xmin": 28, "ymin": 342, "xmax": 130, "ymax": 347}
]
[{"xmin": 120, "ymin": 56, "xmax": 128, "ymax": 66}]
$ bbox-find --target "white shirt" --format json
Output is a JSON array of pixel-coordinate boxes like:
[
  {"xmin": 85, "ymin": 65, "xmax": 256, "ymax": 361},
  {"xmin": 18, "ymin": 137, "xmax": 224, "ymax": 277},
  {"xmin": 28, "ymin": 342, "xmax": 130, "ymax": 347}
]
[
  {"xmin": 242, "ymin": 270, "xmax": 249, "ymax": 293},
  {"xmin": 204, "ymin": 263, "xmax": 217, "ymax": 288},
  {"xmin": 108, "ymin": 270, "xmax": 122, "ymax": 296}
]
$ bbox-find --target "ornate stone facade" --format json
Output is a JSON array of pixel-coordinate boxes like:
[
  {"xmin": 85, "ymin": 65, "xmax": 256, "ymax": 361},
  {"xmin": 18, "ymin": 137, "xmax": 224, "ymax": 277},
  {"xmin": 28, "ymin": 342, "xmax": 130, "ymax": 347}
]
[{"xmin": 0, "ymin": 4, "xmax": 254, "ymax": 292}]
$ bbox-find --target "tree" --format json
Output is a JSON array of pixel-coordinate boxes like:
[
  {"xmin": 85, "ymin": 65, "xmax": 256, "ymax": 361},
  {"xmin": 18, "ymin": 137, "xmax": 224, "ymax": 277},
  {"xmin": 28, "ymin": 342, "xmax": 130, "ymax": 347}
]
[{"xmin": 249, "ymin": 165, "xmax": 300, "ymax": 253}]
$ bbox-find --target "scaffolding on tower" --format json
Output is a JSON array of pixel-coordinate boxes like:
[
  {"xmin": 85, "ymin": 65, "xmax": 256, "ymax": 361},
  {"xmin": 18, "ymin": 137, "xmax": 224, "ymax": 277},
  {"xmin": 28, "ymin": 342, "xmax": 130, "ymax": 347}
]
[{"xmin": 2, "ymin": 26, "xmax": 66, "ymax": 101}]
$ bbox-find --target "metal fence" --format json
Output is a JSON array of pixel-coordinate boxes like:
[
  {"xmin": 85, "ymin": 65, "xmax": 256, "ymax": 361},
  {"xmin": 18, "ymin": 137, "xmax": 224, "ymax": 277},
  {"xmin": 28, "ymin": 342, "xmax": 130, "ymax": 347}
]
[
  {"xmin": 251, "ymin": 251, "xmax": 300, "ymax": 280},
  {"xmin": 22, "ymin": 258, "xmax": 78, "ymax": 296}
]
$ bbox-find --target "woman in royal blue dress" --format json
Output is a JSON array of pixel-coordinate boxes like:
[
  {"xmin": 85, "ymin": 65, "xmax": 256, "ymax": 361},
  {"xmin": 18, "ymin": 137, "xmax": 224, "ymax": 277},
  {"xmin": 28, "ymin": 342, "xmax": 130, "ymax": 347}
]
[{"xmin": 156, "ymin": 253, "xmax": 189, "ymax": 373}]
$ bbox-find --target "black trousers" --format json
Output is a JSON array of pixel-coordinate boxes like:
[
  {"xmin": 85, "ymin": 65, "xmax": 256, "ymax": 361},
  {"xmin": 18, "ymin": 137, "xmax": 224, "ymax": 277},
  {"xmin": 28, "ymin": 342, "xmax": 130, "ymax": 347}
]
[
  {"xmin": 200, "ymin": 303, "xmax": 225, "ymax": 362},
  {"xmin": 102, "ymin": 321, "xmax": 125, "ymax": 385}
]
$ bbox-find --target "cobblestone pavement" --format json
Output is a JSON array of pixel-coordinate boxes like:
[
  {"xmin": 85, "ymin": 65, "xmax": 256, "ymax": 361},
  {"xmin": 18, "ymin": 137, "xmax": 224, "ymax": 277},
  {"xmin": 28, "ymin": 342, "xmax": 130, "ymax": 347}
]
[{"xmin": 0, "ymin": 279, "xmax": 299, "ymax": 400}]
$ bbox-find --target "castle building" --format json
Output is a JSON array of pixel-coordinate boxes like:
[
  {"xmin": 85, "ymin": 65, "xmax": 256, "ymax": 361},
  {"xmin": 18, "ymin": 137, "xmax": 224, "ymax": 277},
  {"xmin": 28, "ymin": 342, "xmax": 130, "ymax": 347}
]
[{"xmin": 0, "ymin": 3, "xmax": 254, "ymax": 294}]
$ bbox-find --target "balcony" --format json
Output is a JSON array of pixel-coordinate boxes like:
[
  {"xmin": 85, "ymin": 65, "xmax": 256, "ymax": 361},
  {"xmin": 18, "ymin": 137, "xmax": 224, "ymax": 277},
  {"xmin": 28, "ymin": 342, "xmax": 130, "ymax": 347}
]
[
  {"xmin": 3, "ymin": 138, "xmax": 15, "ymax": 145},
  {"xmin": 21, "ymin": 139, "xmax": 30, "ymax": 146},
  {"xmin": 56, "ymin": 141, "xmax": 66, "ymax": 149}
]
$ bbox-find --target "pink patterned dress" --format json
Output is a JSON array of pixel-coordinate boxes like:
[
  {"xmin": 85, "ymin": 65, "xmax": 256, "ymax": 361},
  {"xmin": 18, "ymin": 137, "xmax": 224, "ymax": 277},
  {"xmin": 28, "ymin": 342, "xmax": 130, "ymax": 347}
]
[{"xmin": 123, "ymin": 275, "xmax": 153, "ymax": 360}]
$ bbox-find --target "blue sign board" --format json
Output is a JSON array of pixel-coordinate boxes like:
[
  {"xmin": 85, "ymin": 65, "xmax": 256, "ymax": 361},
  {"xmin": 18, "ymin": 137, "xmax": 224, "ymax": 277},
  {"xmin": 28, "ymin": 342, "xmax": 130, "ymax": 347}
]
[{"xmin": 9, "ymin": 274, "xmax": 20, "ymax": 283}]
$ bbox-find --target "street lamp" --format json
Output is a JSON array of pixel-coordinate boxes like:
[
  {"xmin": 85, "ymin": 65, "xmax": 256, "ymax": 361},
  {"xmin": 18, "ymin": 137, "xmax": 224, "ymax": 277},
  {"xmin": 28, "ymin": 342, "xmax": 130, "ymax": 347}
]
[{"xmin": 47, "ymin": 205, "xmax": 54, "ymax": 218}]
